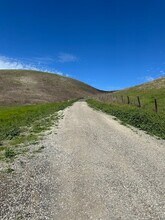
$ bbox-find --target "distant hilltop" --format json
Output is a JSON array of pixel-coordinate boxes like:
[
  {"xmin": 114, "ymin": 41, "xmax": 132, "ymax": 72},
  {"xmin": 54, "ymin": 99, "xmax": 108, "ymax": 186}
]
[{"xmin": 0, "ymin": 70, "xmax": 101, "ymax": 106}]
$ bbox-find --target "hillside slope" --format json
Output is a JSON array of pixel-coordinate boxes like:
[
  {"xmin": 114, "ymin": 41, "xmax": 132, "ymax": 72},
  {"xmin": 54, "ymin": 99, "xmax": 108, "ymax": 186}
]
[
  {"xmin": 118, "ymin": 77, "xmax": 165, "ymax": 92},
  {"xmin": 0, "ymin": 70, "xmax": 101, "ymax": 106},
  {"xmin": 94, "ymin": 77, "xmax": 165, "ymax": 111},
  {"xmin": 115, "ymin": 77, "xmax": 165, "ymax": 112},
  {"xmin": 88, "ymin": 77, "xmax": 165, "ymax": 138}
]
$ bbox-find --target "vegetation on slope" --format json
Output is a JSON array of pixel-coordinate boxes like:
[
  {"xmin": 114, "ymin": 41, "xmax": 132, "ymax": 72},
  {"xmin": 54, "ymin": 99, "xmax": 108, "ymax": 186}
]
[
  {"xmin": 87, "ymin": 94, "xmax": 165, "ymax": 139},
  {"xmin": 90, "ymin": 78, "xmax": 165, "ymax": 138},
  {"xmin": 115, "ymin": 77, "xmax": 165, "ymax": 113},
  {"xmin": 95, "ymin": 77, "xmax": 165, "ymax": 114},
  {"xmin": 0, "ymin": 70, "xmax": 101, "ymax": 106},
  {"xmin": 0, "ymin": 100, "xmax": 75, "ymax": 161}
]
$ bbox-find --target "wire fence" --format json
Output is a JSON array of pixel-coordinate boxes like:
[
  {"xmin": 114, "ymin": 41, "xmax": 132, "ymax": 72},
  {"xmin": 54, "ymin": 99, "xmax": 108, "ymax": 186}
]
[{"xmin": 92, "ymin": 93, "xmax": 163, "ymax": 114}]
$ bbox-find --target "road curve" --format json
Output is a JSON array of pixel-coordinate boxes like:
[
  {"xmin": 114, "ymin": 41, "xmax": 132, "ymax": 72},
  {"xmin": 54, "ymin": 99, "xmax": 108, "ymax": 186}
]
[{"xmin": 0, "ymin": 101, "xmax": 165, "ymax": 219}]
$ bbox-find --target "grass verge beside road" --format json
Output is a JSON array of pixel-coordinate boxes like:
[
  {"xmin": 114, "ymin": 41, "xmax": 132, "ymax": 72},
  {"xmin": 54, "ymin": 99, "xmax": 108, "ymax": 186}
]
[
  {"xmin": 87, "ymin": 99, "xmax": 165, "ymax": 139},
  {"xmin": 0, "ymin": 100, "xmax": 75, "ymax": 161}
]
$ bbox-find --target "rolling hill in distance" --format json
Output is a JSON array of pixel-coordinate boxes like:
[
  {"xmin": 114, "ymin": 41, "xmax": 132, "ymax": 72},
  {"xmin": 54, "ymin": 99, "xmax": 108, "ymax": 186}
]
[
  {"xmin": 92, "ymin": 77, "xmax": 165, "ymax": 114},
  {"xmin": 0, "ymin": 69, "xmax": 164, "ymax": 107},
  {"xmin": 115, "ymin": 77, "xmax": 165, "ymax": 112},
  {"xmin": 116, "ymin": 77, "xmax": 165, "ymax": 93},
  {"xmin": 0, "ymin": 70, "xmax": 101, "ymax": 106}
]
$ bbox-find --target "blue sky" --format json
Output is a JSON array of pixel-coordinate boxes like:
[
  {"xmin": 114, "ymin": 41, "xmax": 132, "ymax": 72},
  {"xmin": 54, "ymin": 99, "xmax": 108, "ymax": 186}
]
[{"xmin": 0, "ymin": 0, "xmax": 165, "ymax": 90}]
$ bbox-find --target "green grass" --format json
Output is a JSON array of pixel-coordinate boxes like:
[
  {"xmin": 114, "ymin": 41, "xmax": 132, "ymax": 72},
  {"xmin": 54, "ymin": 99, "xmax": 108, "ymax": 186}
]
[
  {"xmin": 0, "ymin": 100, "xmax": 76, "ymax": 160},
  {"xmin": 5, "ymin": 148, "xmax": 16, "ymax": 158},
  {"xmin": 115, "ymin": 87, "xmax": 165, "ymax": 114},
  {"xmin": 87, "ymin": 99, "xmax": 165, "ymax": 139},
  {"xmin": 116, "ymin": 78, "xmax": 165, "ymax": 113},
  {"xmin": 96, "ymin": 78, "xmax": 165, "ymax": 114}
]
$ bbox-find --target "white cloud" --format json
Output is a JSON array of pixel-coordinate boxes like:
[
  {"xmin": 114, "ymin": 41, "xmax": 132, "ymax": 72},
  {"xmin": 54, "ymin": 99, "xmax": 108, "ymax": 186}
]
[
  {"xmin": 145, "ymin": 76, "xmax": 155, "ymax": 82},
  {"xmin": 58, "ymin": 53, "xmax": 78, "ymax": 63},
  {"xmin": 0, "ymin": 55, "xmax": 70, "ymax": 77},
  {"xmin": 137, "ymin": 75, "xmax": 155, "ymax": 84},
  {"xmin": 0, "ymin": 56, "xmax": 23, "ymax": 69},
  {"xmin": 0, "ymin": 56, "xmax": 38, "ymax": 70}
]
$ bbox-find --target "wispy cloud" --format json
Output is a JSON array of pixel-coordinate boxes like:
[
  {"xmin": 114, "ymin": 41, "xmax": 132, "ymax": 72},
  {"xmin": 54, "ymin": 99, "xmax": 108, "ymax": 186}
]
[
  {"xmin": 0, "ymin": 55, "xmax": 69, "ymax": 77},
  {"xmin": 138, "ymin": 71, "xmax": 165, "ymax": 85},
  {"xmin": 0, "ymin": 56, "xmax": 38, "ymax": 70},
  {"xmin": 57, "ymin": 53, "xmax": 78, "ymax": 63},
  {"xmin": 32, "ymin": 56, "xmax": 54, "ymax": 65},
  {"xmin": 144, "ymin": 76, "xmax": 155, "ymax": 82},
  {"xmin": 145, "ymin": 62, "xmax": 165, "ymax": 80}
]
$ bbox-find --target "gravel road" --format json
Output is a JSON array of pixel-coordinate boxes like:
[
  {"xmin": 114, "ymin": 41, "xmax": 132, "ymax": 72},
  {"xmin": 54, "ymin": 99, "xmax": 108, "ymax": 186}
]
[{"xmin": 0, "ymin": 101, "xmax": 165, "ymax": 220}]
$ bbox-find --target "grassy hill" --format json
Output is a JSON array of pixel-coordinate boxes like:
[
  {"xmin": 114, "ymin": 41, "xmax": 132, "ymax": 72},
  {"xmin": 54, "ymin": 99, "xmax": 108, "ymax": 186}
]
[
  {"xmin": 0, "ymin": 70, "xmax": 101, "ymax": 106},
  {"xmin": 0, "ymin": 69, "xmax": 101, "ymax": 159},
  {"xmin": 94, "ymin": 77, "xmax": 165, "ymax": 113},
  {"xmin": 88, "ymin": 77, "xmax": 165, "ymax": 139},
  {"xmin": 115, "ymin": 77, "xmax": 165, "ymax": 113}
]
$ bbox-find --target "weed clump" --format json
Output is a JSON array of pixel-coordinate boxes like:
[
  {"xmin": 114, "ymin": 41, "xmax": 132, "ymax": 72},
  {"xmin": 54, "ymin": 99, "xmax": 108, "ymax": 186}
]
[{"xmin": 5, "ymin": 148, "xmax": 16, "ymax": 158}]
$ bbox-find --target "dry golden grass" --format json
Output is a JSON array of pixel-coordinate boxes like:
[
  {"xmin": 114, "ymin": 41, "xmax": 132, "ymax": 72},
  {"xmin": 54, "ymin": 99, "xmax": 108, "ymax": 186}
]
[{"xmin": 0, "ymin": 70, "xmax": 101, "ymax": 106}]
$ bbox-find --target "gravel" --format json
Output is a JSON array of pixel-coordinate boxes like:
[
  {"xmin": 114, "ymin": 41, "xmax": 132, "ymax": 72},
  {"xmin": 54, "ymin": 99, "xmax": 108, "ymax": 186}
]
[{"xmin": 0, "ymin": 101, "xmax": 165, "ymax": 219}]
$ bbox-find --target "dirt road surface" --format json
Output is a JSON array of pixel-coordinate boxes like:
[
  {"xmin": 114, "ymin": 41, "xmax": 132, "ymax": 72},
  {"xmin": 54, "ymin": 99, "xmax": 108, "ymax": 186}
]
[{"xmin": 0, "ymin": 101, "xmax": 165, "ymax": 219}]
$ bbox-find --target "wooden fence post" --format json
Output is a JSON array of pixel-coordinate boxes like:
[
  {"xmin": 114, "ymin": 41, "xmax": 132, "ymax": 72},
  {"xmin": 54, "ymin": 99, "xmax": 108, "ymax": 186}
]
[
  {"xmin": 127, "ymin": 96, "xmax": 130, "ymax": 104},
  {"xmin": 154, "ymin": 98, "xmax": 158, "ymax": 113},
  {"xmin": 137, "ymin": 96, "xmax": 141, "ymax": 107}
]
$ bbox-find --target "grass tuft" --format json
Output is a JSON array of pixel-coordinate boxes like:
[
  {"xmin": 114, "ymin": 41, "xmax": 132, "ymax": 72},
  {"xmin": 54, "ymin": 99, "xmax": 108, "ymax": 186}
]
[
  {"xmin": 5, "ymin": 148, "xmax": 16, "ymax": 158},
  {"xmin": 6, "ymin": 167, "xmax": 14, "ymax": 173}
]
